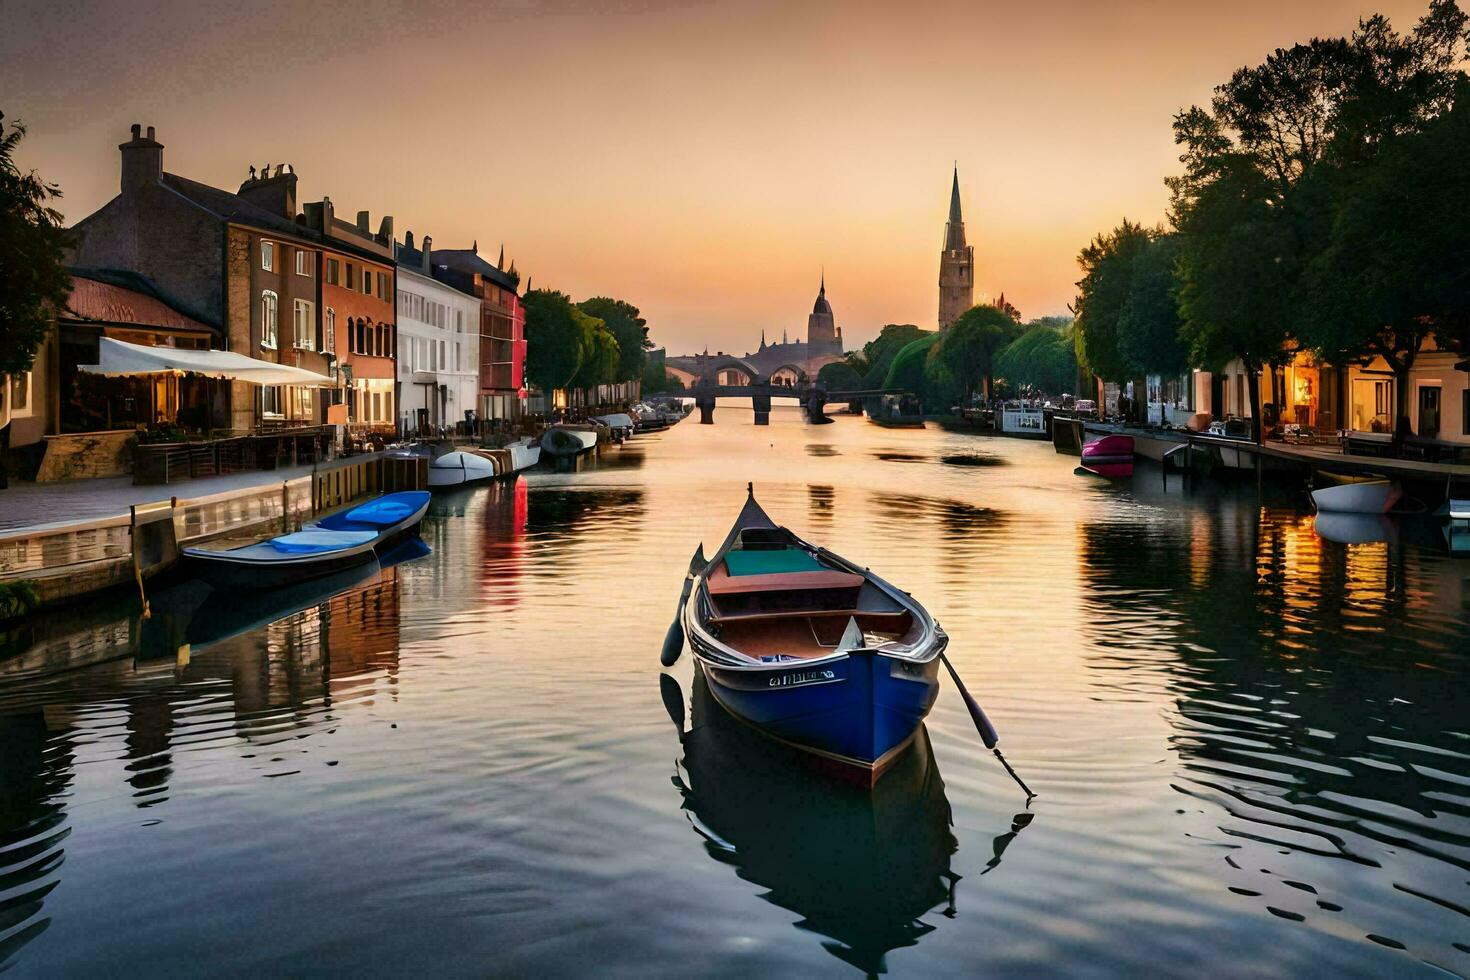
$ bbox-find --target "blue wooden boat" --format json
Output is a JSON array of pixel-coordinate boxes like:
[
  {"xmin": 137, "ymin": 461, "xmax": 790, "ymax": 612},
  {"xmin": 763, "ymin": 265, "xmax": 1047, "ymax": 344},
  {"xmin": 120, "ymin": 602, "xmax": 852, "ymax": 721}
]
[
  {"xmin": 183, "ymin": 491, "xmax": 430, "ymax": 592},
  {"xmin": 683, "ymin": 487, "xmax": 946, "ymax": 785}
]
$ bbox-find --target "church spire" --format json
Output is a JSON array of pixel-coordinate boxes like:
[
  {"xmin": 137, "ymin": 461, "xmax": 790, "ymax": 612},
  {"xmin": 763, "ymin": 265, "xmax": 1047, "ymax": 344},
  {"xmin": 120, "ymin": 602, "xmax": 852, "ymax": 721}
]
[{"xmin": 945, "ymin": 166, "xmax": 966, "ymax": 251}]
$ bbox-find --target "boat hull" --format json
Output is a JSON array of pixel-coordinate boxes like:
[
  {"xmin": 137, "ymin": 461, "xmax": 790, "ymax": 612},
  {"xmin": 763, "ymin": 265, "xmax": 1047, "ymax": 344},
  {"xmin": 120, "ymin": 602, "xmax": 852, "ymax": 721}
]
[
  {"xmin": 698, "ymin": 651, "xmax": 941, "ymax": 784},
  {"xmin": 427, "ymin": 451, "xmax": 499, "ymax": 490},
  {"xmin": 1311, "ymin": 480, "xmax": 1401, "ymax": 514},
  {"xmin": 541, "ymin": 426, "xmax": 598, "ymax": 458},
  {"xmin": 186, "ymin": 543, "xmax": 377, "ymax": 592}
]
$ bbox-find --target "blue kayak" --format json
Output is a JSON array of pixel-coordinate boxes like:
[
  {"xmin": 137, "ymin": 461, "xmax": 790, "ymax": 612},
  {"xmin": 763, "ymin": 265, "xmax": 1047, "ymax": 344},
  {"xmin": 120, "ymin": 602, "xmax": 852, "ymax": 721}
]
[
  {"xmin": 184, "ymin": 490, "xmax": 430, "ymax": 591},
  {"xmin": 682, "ymin": 487, "xmax": 945, "ymax": 786}
]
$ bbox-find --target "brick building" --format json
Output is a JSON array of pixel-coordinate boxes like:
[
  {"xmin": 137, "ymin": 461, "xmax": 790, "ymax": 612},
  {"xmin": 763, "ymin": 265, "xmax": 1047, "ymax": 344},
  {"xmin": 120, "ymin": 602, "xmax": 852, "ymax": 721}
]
[{"xmin": 66, "ymin": 124, "xmax": 396, "ymax": 435}]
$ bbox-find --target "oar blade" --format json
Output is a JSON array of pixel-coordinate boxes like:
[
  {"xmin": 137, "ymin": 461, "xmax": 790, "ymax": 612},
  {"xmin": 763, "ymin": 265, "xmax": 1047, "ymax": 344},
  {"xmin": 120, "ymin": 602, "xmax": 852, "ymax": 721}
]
[{"xmin": 660, "ymin": 616, "xmax": 684, "ymax": 667}]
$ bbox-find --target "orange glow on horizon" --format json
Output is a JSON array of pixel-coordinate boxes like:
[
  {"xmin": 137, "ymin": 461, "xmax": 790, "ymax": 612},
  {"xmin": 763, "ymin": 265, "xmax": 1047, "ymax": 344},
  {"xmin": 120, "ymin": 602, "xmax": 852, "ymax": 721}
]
[{"xmin": 1, "ymin": 0, "xmax": 1436, "ymax": 353}]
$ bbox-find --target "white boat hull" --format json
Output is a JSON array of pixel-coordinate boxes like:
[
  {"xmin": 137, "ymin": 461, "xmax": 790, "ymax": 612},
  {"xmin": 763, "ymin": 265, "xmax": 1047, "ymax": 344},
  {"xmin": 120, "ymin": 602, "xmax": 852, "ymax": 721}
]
[
  {"xmin": 427, "ymin": 451, "xmax": 499, "ymax": 488},
  {"xmin": 1311, "ymin": 480, "xmax": 1401, "ymax": 514}
]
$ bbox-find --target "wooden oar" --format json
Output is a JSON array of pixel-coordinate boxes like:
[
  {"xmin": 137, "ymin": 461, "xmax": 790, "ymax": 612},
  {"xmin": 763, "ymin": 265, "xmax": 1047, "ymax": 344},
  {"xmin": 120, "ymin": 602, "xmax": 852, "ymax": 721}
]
[
  {"xmin": 939, "ymin": 651, "xmax": 1036, "ymax": 800},
  {"xmin": 660, "ymin": 544, "xmax": 706, "ymax": 667}
]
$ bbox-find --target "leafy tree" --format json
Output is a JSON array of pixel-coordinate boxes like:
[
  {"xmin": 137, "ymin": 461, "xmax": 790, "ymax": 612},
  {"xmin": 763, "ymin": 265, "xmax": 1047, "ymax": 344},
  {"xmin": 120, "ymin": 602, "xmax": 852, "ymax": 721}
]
[
  {"xmin": 882, "ymin": 333, "xmax": 943, "ymax": 408},
  {"xmin": 938, "ymin": 305, "xmax": 1021, "ymax": 402},
  {"xmin": 523, "ymin": 289, "xmax": 586, "ymax": 391},
  {"xmin": 860, "ymin": 324, "xmax": 928, "ymax": 388},
  {"xmin": 1173, "ymin": 157, "xmax": 1296, "ymax": 442},
  {"xmin": 1, "ymin": 112, "xmax": 70, "ymax": 487},
  {"xmin": 1118, "ymin": 233, "xmax": 1189, "ymax": 424},
  {"xmin": 1, "ymin": 112, "xmax": 69, "ymax": 378},
  {"xmin": 642, "ymin": 361, "xmax": 684, "ymax": 393},
  {"xmin": 578, "ymin": 296, "xmax": 649, "ymax": 382},
  {"xmin": 1299, "ymin": 88, "xmax": 1470, "ymax": 434},
  {"xmin": 570, "ymin": 311, "xmax": 620, "ymax": 389},
  {"xmin": 994, "ymin": 322, "xmax": 1079, "ymax": 396},
  {"xmin": 1073, "ymin": 220, "xmax": 1150, "ymax": 390},
  {"xmin": 816, "ymin": 359, "xmax": 864, "ymax": 391}
]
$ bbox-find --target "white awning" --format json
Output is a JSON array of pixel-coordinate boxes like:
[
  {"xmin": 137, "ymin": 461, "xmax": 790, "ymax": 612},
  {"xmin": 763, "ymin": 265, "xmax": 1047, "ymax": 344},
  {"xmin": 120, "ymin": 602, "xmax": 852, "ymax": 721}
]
[{"xmin": 79, "ymin": 337, "xmax": 336, "ymax": 387}]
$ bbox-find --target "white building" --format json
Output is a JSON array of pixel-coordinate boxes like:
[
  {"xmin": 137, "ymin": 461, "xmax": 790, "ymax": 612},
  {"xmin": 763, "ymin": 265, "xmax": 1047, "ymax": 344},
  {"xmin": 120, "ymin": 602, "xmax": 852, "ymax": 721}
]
[{"xmin": 394, "ymin": 232, "xmax": 481, "ymax": 435}]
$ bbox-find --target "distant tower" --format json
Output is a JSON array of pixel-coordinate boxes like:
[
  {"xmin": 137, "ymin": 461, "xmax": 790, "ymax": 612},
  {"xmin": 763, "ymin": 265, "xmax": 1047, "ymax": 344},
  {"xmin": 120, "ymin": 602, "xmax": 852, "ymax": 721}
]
[
  {"xmin": 806, "ymin": 272, "xmax": 841, "ymax": 356},
  {"xmin": 938, "ymin": 167, "xmax": 974, "ymax": 329}
]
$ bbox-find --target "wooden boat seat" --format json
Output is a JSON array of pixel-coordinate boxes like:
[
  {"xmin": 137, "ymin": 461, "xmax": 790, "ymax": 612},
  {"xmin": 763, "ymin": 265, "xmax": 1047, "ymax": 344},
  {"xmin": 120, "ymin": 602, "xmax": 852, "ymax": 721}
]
[
  {"xmin": 714, "ymin": 613, "xmax": 916, "ymax": 659},
  {"xmin": 706, "ymin": 561, "xmax": 864, "ymax": 596},
  {"xmin": 706, "ymin": 605, "xmax": 909, "ymax": 625}
]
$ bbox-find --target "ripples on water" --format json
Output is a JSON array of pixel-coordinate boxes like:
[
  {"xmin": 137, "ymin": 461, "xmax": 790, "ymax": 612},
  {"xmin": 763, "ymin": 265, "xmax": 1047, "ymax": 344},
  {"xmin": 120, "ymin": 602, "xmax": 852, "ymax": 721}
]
[{"xmin": 0, "ymin": 404, "xmax": 1467, "ymax": 976}]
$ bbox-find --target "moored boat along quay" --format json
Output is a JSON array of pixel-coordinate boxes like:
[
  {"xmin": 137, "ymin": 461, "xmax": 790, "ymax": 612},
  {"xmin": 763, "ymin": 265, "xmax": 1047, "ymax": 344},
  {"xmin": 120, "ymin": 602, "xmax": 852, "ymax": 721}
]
[{"xmin": 0, "ymin": 403, "xmax": 687, "ymax": 619}]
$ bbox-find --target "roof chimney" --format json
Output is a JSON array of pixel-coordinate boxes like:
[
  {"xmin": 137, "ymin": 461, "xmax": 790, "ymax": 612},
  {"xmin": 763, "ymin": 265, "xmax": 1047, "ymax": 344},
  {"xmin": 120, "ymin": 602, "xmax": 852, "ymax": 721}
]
[
  {"xmin": 403, "ymin": 230, "xmax": 415, "ymax": 251},
  {"xmin": 119, "ymin": 123, "xmax": 163, "ymax": 194},
  {"xmin": 356, "ymin": 210, "xmax": 370, "ymax": 234},
  {"xmin": 237, "ymin": 161, "xmax": 298, "ymax": 218},
  {"xmin": 421, "ymin": 235, "xmax": 432, "ymax": 274}
]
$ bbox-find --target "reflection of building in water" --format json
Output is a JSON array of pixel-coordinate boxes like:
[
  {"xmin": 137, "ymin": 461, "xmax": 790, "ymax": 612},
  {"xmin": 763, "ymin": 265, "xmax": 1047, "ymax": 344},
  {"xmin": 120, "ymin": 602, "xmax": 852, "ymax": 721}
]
[
  {"xmin": 478, "ymin": 478, "xmax": 529, "ymax": 610},
  {"xmin": 1075, "ymin": 488, "xmax": 1470, "ymax": 961}
]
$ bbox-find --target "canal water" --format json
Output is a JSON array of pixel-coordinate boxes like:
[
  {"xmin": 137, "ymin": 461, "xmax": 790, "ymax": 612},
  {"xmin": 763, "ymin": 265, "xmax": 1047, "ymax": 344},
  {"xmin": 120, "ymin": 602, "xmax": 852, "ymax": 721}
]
[{"xmin": 1, "ymin": 404, "xmax": 1468, "ymax": 977}]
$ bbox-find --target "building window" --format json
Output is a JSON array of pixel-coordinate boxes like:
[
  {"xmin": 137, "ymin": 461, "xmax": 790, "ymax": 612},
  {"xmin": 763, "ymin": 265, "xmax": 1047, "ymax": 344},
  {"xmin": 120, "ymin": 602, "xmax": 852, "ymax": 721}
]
[
  {"xmin": 10, "ymin": 372, "xmax": 31, "ymax": 415},
  {"xmin": 346, "ymin": 263, "xmax": 356, "ymax": 290},
  {"xmin": 326, "ymin": 258, "xmax": 340, "ymax": 285},
  {"xmin": 293, "ymin": 299, "xmax": 315, "ymax": 350},
  {"xmin": 261, "ymin": 241, "xmax": 275, "ymax": 272},
  {"xmin": 362, "ymin": 270, "xmax": 373, "ymax": 295},
  {"xmin": 296, "ymin": 249, "xmax": 312, "ymax": 277},
  {"xmin": 261, "ymin": 290, "xmax": 279, "ymax": 349},
  {"xmin": 325, "ymin": 308, "xmax": 336, "ymax": 355},
  {"xmin": 261, "ymin": 385, "xmax": 282, "ymax": 417},
  {"xmin": 288, "ymin": 386, "xmax": 314, "ymax": 419}
]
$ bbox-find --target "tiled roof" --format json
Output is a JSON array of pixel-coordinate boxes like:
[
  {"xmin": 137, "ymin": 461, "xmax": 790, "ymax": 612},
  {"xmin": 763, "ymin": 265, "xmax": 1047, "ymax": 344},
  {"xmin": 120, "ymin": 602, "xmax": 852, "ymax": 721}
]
[{"xmin": 64, "ymin": 272, "xmax": 215, "ymax": 334}]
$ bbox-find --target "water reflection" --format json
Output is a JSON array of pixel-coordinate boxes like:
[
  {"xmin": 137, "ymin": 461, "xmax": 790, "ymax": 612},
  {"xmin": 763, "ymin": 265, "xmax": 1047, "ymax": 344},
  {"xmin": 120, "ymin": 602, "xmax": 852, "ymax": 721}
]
[
  {"xmin": 807, "ymin": 485, "xmax": 835, "ymax": 527},
  {"xmin": 1077, "ymin": 485, "xmax": 1470, "ymax": 964},
  {"xmin": 670, "ymin": 669, "xmax": 966, "ymax": 974},
  {"xmin": 0, "ymin": 712, "xmax": 68, "ymax": 969},
  {"xmin": 0, "ymin": 562, "xmax": 407, "ymax": 965}
]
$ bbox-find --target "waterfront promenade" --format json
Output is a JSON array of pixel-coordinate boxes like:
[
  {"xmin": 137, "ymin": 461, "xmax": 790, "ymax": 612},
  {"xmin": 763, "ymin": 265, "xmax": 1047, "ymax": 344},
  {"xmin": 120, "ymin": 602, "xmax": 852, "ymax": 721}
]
[{"xmin": 0, "ymin": 465, "xmax": 320, "ymax": 532}]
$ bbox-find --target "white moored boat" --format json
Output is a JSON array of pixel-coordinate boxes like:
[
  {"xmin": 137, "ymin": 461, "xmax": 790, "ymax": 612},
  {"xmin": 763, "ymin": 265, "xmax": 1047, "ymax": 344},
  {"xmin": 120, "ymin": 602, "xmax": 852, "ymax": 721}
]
[
  {"xmin": 427, "ymin": 451, "xmax": 499, "ymax": 489},
  {"xmin": 506, "ymin": 438, "xmax": 542, "ymax": 473},
  {"xmin": 1311, "ymin": 478, "xmax": 1401, "ymax": 514},
  {"xmin": 541, "ymin": 425, "xmax": 599, "ymax": 459}
]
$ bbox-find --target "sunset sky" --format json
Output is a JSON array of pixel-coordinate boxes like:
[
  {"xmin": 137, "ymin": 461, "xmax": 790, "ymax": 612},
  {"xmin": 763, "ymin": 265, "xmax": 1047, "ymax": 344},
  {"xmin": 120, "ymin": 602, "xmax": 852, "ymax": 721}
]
[{"xmin": 1, "ymin": 0, "xmax": 1436, "ymax": 354}]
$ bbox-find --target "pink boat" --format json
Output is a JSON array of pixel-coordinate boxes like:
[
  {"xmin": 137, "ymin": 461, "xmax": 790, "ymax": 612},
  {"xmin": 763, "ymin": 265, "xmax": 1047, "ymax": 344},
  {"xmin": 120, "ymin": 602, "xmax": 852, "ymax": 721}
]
[{"xmin": 1080, "ymin": 434, "xmax": 1135, "ymax": 478}]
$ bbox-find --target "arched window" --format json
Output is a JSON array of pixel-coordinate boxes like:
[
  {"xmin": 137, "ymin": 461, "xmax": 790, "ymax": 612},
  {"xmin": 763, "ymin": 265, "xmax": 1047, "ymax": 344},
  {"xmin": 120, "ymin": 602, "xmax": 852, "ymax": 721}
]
[
  {"xmin": 325, "ymin": 307, "xmax": 336, "ymax": 355},
  {"xmin": 261, "ymin": 291, "xmax": 278, "ymax": 349}
]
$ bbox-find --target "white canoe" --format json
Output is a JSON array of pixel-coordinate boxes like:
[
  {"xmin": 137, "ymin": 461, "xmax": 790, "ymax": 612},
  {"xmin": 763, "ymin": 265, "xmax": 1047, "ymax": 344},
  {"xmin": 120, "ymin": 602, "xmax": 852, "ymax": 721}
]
[
  {"xmin": 427, "ymin": 450, "xmax": 499, "ymax": 488},
  {"xmin": 1449, "ymin": 499, "xmax": 1470, "ymax": 522},
  {"xmin": 1311, "ymin": 480, "xmax": 1401, "ymax": 514}
]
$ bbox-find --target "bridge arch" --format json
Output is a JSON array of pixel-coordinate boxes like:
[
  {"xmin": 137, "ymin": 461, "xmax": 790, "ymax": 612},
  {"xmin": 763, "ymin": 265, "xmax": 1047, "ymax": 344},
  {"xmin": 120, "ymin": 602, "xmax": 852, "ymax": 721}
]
[{"xmin": 768, "ymin": 363, "xmax": 808, "ymax": 387}]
